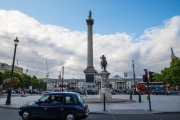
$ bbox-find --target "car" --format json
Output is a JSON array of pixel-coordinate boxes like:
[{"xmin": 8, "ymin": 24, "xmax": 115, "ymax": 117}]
[
  {"xmin": 28, "ymin": 89, "xmax": 39, "ymax": 94},
  {"xmin": 112, "ymin": 89, "xmax": 121, "ymax": 93},
  {"xmin": 152, "ymin": 89, "xmax": 167, "ymax": 95},
  {"xmin": 18, "ymin": 92, "xmax": 89, "ymax": 120},
  {"xmin": 75, "ymin": 90, "xmax": 83, "ymax": 95},
  {"xmin": 86, "ymin": 89, "xmax": 96, "ymax": 95},
  {"xmin": 69, "ymin": 89, "xmax": 83, "ymax": 95},
  {"xmin": 111, "ymin": 91, "xmax": 116, "ymax": 95},
  {"xmin": 3, "ymin": 90, "xmax": 7, "ymax": 94},
  {"xmin": 167, "ymin": 90, "xmax": 179, "ymax": 95},
  {"xmin": 127, "ymin": 89, "xmax": 133, "ymax": 94},
  {"xmin": 132, "ymin": 91, "xmax": 143, "ymax": 95},
  {"xmin": 44, "ymin": 91, "xmax": 50, "ymax": 93}
]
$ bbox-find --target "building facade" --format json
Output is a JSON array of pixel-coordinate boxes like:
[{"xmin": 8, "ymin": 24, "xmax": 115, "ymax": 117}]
[
  {"xmin": 46, "ymin": 74, "xmax": 142, "ymax": 91},
  {"xmin": 0, "ymin": 63, "xmax": 23, "ymax": 75}
]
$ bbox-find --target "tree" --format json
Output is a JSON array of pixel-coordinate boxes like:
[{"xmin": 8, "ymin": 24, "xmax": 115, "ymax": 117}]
[
  {"xmin": 170, "ymin": 57, "xmax": 180, "ymax": 85},
  {"xmin": 152, "ymin": 73, "xmax": 162, "ymax": 82},
  {"xmin": 0, "ymin": 72, "xmax": 3, "ymax": 85},
  {"xmin": 1, "ymin": 70, "xmax": 45, "ymax": 91},
  {"xmin": 153, "ymin": 57, "xmax": 180, "ymax": 86}
]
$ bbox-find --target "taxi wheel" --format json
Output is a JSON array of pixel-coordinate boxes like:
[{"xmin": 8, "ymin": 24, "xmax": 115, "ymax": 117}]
[
  {"xmin": 22, "ymin": 110, "xmax": 31, "ymax": 120},
  {"xmin": 66, "ymin": 113, "xmax": 76, "ymax": 120}
]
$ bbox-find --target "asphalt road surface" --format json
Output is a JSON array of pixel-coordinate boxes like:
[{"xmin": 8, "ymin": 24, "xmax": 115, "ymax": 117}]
[{"xmin": 0, "ymin": 108, "xmax": 180, "ymax": 120}]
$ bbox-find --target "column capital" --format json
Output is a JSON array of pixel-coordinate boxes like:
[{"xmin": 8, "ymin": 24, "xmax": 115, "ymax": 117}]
[{"xmin": 86, "ymin": 19, "xmax": 94, "ymax": 25}]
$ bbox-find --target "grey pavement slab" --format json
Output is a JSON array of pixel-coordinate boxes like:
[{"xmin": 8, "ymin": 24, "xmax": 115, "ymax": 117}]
[
  {"xmin": 110, "ymin": 109, "xmax": 148, "ymax": 114},
  {"xmin": 0, "ymin": 94, "xmax": 180, "ymax": 114}
]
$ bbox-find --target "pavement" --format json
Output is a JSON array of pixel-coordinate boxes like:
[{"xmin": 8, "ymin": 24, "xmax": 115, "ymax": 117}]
[{"xmin": 0, "ymin": 94, "xmax": 180, "ymax": 114}]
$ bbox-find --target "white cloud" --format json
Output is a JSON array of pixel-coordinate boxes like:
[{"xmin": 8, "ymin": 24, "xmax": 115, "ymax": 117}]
[{"xmin": 0, "ymin": 10, "xmax": 180, "ymax": 79}]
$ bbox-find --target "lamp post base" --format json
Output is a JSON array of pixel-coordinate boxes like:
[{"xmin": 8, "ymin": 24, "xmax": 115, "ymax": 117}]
[
  {"xmin": 6, "ymin": 100, "xmax": 11, "ymax": 105},
  {"xmin": 6, "ymin": 89, "xmax": 12, "ymax": 105}
]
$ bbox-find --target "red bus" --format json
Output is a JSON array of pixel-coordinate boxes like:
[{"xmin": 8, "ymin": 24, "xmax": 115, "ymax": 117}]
[{"xmin": 136, "ymin": 82, "xmax": 165, "ymax": 94}]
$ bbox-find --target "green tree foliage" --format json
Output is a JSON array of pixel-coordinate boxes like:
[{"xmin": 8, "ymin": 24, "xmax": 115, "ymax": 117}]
[
  {"xmin": 1, "ymin": 70, "xmax": 46, "ymax": 90},
  {"xmin": 152, "ymin": 57, "xmax": 180, "ymax": 85},
  {"xmin": 0, "ymin": 72, "xmax": 3, "ymax": 85}
]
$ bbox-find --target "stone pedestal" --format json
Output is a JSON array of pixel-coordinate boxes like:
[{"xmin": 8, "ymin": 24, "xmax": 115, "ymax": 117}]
[
  {"xmin": 99, "ymin": 71, "xmax": 112, "ymax": 101},
  {"xmin": 99, "ymin": 88, "xmax": 112, "ymax": 101}
]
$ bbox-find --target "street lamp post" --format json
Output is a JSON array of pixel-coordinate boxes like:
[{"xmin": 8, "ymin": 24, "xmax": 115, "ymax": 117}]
[
  {"xmin": 39, "ymin": 81, "xmax": 41, "ymax": 95},
  {"xmin": 26, "ymin": 69, "xmax": 28, "ymax": 90},
  {"xmin": 132, "ymin": 61, "xmax": 136, "ymax": 91},
  {"xmin": 6, "ymin": 37, "xmax": 19, "ymax": 105},
  {"xmin": 62, "ymin": 66, "xmax": 64, "ymax": 92}
]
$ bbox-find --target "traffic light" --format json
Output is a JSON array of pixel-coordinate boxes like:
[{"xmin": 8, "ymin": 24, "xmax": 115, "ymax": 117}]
[
  {"xmin": 149, "ymin": 71, "xmax": 154, "ymax": 82},
  {"xmin": 143, "ymin": 75, "xmax": 148, "ymax": 82}
]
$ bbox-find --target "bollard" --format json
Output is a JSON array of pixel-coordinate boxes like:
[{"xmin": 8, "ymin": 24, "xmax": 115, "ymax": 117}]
[
  {"xmin": 130, "ymin": 93, "xmax": 132, "ymax": 100},
  {"xmin": 139, "ymin": 93, "xmax": 141, "ymax": 102},
  {"xmin": 103, "ymin": 93, "xmax": 106, "ymax": 111}
]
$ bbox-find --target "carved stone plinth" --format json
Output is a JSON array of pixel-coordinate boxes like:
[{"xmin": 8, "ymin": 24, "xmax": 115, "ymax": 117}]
[{"xmin": 99, "ymin": 71, "xmax": 112, "ymax": 101}]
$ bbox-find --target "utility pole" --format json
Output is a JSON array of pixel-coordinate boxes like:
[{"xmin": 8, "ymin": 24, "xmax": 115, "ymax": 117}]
[
  {"xmin": 46, "ymin": 60, "xmax": 49, "ymax": 78},
  {"xmin": 62, "ymin": 66, "xmax": 64, "ymax": 92}
]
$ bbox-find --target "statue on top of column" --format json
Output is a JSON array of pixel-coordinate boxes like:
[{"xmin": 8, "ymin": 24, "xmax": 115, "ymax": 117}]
[{"xmin": 88, "ymin": 10, "xmax": 92, "ymax": 19}]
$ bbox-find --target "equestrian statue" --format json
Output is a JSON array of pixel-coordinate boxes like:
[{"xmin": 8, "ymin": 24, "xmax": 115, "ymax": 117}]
[{"xmin": 100, "ymin": 55, "xmax": 107, "ymax": 71}]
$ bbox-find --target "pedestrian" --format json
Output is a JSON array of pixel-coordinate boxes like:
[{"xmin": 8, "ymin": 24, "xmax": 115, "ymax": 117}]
[{"xmin": 83, "ymin": 89, "xmax": 87, "ymax": 97}]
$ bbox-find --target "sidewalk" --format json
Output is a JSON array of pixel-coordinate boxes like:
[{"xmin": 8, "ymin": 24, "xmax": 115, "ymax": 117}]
[{"xmin": 0, "ymin": 94, "xmax": 180, "ymax": 114}]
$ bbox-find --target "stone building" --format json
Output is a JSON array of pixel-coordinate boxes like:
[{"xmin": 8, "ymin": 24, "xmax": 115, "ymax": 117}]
[
  {"xmin": 46, "ymin": 78, "xmax": 84, "ymax": 91},
  {"xmin": 0, "ymin": 63, "xmax": 23, "ymax": 75},
  {"xmin": 46, "ymin": 74, "xmax": 142, "ymax": 91}
]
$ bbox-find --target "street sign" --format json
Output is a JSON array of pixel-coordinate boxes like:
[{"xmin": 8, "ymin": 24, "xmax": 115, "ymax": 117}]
[{"xmin": 29, "ymin": 86, "xmax": 32, "ymax": 90}]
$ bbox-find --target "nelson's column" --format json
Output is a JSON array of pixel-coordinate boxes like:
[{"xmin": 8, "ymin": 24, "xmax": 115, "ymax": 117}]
[{"xmin": 83, "ymin": 10, "xmax": 97, "ymax": 88}]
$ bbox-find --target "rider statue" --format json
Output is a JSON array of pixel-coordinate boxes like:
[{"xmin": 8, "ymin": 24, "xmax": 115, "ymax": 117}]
[{"xmin": 100, "ymin": 55, "xmax": 107, "ymax": 71}]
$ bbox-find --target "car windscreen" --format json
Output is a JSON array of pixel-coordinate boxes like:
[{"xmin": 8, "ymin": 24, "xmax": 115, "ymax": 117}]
[
  {"xmin": 77, "ymin": 94, "xmax": 84, "ymax": 103},
  {"xmin": 38, "ymin": 94, "xmax": 50, "ymax": 102}
]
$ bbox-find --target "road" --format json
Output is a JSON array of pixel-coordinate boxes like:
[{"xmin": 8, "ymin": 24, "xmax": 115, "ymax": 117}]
[{"xmin": 0, "ymin": 108, "xmax": 180, "ymax": 120}]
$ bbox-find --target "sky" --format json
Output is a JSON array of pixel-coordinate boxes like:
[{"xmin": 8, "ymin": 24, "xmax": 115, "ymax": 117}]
[{"xmin": 0, "ymin": 0, "xmax": 180, "ymax": 79}]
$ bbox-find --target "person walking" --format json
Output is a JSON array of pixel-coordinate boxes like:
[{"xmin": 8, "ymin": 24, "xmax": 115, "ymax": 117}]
[{"xmin": 83, "ymin": 89, "xmax": 87, "ymax": 97}]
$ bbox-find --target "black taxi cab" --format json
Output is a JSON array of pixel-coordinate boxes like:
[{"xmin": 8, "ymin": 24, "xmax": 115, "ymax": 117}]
[{"xmin": 18, "ymin": 92, "xmax": 89, "ymax": 120}]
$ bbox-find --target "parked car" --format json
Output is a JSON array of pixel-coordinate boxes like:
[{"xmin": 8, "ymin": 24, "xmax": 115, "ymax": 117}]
[
  {"xmin": 132, "ymin": 91, "xmax": 143, "ymax": 95},
  {"xmin": 167, "ymin": 90, "xmax": 179, "ymax": 95},
  {"xmin": 86, "ymin": 89, "xmax": 96, "ymax": 95},
  {"xmin": 28, "ymin": 89, "xmax": 39, "ymax": 94},
  {"xmin": 18, "ymin": 92, "xmax": 89, "ymax": 120},
  {"xmin": 3, "ymin": 90, "xmax": 7, "ymax": 94},
  {"xmin": 111, "ymin": 91, "xmax": 116, "ymax": 95},
  {"xmin": 45, "ymin": 91, "xmax": 50, "ymax": 93},
  {"xmin": 127, "ymin": 89, "xmax": 133, "ymax": 94},
  {"xmin": 152, "ymin": 89, "xmax": 167, "ymax": 95},
  {"xmin": 69, "ymin": 89, "xmax": 83, "ymax": 95},
  {"xmin": 113, "ymin": 89, "xmax": 121, "ymax": 93}
]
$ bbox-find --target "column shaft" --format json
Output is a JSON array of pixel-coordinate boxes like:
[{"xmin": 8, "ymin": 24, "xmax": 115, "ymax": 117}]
[{"xmin": 87, "ymin": 24, "xmax": 93, "ymax": 67}]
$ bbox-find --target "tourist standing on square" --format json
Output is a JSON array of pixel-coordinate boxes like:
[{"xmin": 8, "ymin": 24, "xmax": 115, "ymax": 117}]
[{"xmin": 83, "ymin": 89, "xmax": 87, "ymax": 97}]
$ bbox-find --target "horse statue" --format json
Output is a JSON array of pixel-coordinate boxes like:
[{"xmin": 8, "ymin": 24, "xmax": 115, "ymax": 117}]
[{"xmin": 100, "ymin": 55, "xmax": 107, "ymax": 71}]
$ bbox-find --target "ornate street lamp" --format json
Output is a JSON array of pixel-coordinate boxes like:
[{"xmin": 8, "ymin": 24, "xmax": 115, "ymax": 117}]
[
  {"xmin": 6, "ymin": 37, "xmax": 19, "ymax": 105},
  {"xmin": 62, "ymin": 66, "xmax": 64, "ymax": 92}
]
